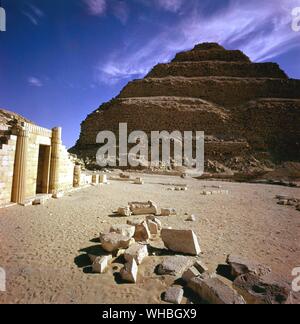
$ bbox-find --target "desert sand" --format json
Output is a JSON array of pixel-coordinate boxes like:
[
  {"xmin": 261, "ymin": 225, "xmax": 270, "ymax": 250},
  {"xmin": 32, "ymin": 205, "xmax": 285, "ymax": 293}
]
[{"xmin": 0, "ymin": 173, "xmax": 299, "ymax": 304}]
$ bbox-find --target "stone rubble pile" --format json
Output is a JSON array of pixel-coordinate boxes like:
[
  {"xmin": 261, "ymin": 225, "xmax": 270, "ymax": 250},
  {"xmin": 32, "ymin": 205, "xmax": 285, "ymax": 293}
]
[
  {"xmin": 82, "ymin": 198, "xmax": 296, "ymax": 305},
  {"xmin": 275, "ymin": 194, "xmax": 300, "ymax": 212}
]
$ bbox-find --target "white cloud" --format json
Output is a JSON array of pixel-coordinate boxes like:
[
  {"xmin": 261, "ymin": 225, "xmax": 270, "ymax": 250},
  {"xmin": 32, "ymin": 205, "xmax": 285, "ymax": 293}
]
[
  {"xmin": 84, "ymin": 0, "xmax": 107, "ymax": 16},
  {"xmin": 112, "ymin": 1, "xmax": 130, "ymax": 25},
  {"xmin": 28, "ymin": 77, "xmax": 43, "ymax": 87},
  {"xmin": 155, "ymin": 0, "xmax": 184, "ymax": 13},
  {"xmin": 96, "ymin": 0, "xmax": 300, "ymax": 85},
  {"xmin": 22, "ymin": 4, "xmax": 44, "ymax": 25}
]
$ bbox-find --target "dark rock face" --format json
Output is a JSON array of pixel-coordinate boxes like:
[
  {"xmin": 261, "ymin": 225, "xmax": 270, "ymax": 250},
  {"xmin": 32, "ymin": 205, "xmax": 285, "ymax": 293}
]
[{"xmin": 71, "ymin": 43, "xmax": 300, "ymax": 173}]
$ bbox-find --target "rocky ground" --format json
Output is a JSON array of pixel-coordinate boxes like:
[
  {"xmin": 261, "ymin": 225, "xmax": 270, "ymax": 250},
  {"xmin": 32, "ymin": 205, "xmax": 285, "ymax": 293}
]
[{"xmin": 0, "ymin": 172, "xmax": 299, "ymax": 304}]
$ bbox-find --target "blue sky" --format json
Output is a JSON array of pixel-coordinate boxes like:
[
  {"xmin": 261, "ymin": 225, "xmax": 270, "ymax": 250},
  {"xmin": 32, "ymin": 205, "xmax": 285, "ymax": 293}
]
[{"xmin": 0, "ymin": 0, "xmax": 300, "ymax": 148}]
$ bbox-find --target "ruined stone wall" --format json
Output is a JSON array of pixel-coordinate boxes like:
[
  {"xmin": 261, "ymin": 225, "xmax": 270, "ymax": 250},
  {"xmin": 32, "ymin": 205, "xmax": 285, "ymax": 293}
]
[
  {"xmin": 0, "ymin": 111, "xmax": 80, "ymax": 207},
  {"xmin": 57, "ymin": 144, "xmax": 77, "ymax": 191},
  {"xmin": 0, "ymin": 134, "xmax": 17, "ymax": 206}
]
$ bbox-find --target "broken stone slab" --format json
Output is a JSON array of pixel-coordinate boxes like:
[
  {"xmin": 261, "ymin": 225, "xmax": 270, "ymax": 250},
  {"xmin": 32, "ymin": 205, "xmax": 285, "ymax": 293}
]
[
  {"xmin": 92, "ymin": 255, "xmax": 112, "ymax": 274},
  {"xmin": 147, "ymin": 220, "xmax": 159, "ymax": 234},
  {"xmin": 129, "ymin": 201, "xmax": 158, "ymax": 216},
  {"xmin": 160, "ymin": 208, "xmax": 177, "ymax": 216},
  {"xmin": 226, "ymin": 255, "xmax": 271, "ymax": 279},
  {"xmin": 164, "ymin": 286, "xmax": 184, "ymax": 304},
  {"xmin": 120, "ymin": 258, "xmax": 138, "ymax": 283},
  {"xmin": 134, "ymin": 221, "xmax": 151, "ymax": 242},
  {"xmin": 146, "ymin": 215, "xmax": 162, "ymax": 230},
  {"xmin": 188, "ymin": 276, "xmax": 246, "ymax": 304},
  {"xmin": 110, "ymin": 224, "xmax": 135, "ymax": 238},
  {"xmin": 100, "ymin": 233, "xmax": 135, "ymax": 252},
  {"xmin": 117, "ymin": 206, "xmax": 132, "ymax": 217},
  {"xmin": 124, "ymin": 243, "xmax": 148, "ymax": 265},
  {"xmin": 161, "ymin": 229, "xmax": 201, "ymax": 256},
  {"xmin": 157, "ymin": 256, "xmax": 193, "ymax": 277},
  {"xmin": 233, "ymin": 272, "xmax": 292, "ymax": 304}
]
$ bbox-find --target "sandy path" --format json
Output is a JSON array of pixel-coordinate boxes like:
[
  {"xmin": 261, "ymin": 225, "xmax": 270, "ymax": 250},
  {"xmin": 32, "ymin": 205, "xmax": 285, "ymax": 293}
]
[{"xmin": 0, "ymin": 174, "xmax": 300, "ymax": 304}]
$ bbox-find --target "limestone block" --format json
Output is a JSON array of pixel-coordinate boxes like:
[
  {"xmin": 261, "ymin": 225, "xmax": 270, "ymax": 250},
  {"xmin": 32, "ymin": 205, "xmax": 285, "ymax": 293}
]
[
  {"xmin": 188, "ymin": 276, "xmax": 246, "ymax": 304},
  {"xmin": 120, "ymin": 258, "xmax": 138, "ymax": 283},
  {"xmin": 146, "ymin": 215, "xmax": 162, "ymax": 230},
  {"xmin": 157, "ymin": 256, "xmax": 193, "ymax": 277},
  {"xmin": 129, "ymin": 201, "xmax": 158, "ymax": 215},
  {"xmin": 164, "ymin": 286, "xmax": 184, "ymax": 304},
  {"xmin": 92, "ymin": 255, "xmax": 112, "ymax": 274},
  {"xmin": 124, "ymin": 243, "xmax": 148, "ymax": 265},
  {"xmin": 117, "ymin": 206, "xmax": 132, "ymax": 217},
  {"xmin": 110, "ymin": 224, "xmax": 135, "ymax": 238},
  {"xmin": 100, "ymin": 232, "xmax": 135, "ymax": 252},
  {"xmin": 160, "ymin": 208, "xmax": 177, "ymax": 216},
  {"xmin": 133, "ymin": 221, "xmax": 151, "ymax": 242},
  {"xmin": 182, "ymin": 266, "xmax": 201, "ymax": 283},
  {"xmin": 161, "ymin": 229, "xmax": 201, "ymax": 255},
  {"xmin": 147, "ymin": 220, "xmax": 159, "ymax": 234}
]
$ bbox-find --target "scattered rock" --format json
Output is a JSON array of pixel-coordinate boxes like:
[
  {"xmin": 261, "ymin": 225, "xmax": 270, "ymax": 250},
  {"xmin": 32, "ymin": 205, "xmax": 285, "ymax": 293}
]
[
  {"xmin": 129, "ymin": 201, "xmax": 158, "ymax": 215},
  {"xmin": 134, "ymin": 178, "xmax": 144, "ymax": 185},
  {"xmin": 233, "ymin": 273, "xmax": 292, "ymax": 304},
  {"xmin": 117, "ymin": 207, "xmax": 132, "ymax": 217},
  {"xmin": 147, "ymin": 220, "xmax": 159, "ymax": 234},
  {"xmin": 134, "ymin": 221, "xmax": 151, "ymax": 242},
  {"xmin": 161, "ymin": 229, "xmax": 201, "ymax": 255},
  {"xmin": 160, "ymin": 208, "xmax": 177, "ymax": 216},
  {"xmin": 124, "ymin": 243, "xmax": 148, "ymax": 265},
  {"xmin": 157, "ymin": 256, "xmax": 193, "ymax": 276},
  {"xmin": 201, "ymin": 190, "xmax": 229, "ymax": 195},
  {"xmin": 186, "ymin": 214, "xmax": 196, "ymax": 222},
  {"xmin": 100, "ymin": 232, "xmax": 135, "ymax": 252},
  {"xmin": 188, "ymin": 276, "xmax": 246, "ymax": 304},
  {"xmin": 146, "ymin": 215, "xmax": 162, "ymax": 230},
  {"xmin": 92, "ymin": 255, "xmax": 112, "ymax": 274},
  {"xmin": 120, "ymin": 258, "xmax": 138, "ymax": 283},
  {"xmin": 110, "ymin": 224, "xmax": 135, "ymax": 238},
  {"xmin": 226, "ymin": 255, "xmax": 271, "ymax": 278},
  {"xmin": 52, "ymin": 191, "xmax": 64, "ymax": 199},
  {"xmin": 164, "ymin": 286, "xmax": 184, "ymax": 304},
  {"xmin": 182, "ymin": 266, "xmax": 201, "ymax": 283}
]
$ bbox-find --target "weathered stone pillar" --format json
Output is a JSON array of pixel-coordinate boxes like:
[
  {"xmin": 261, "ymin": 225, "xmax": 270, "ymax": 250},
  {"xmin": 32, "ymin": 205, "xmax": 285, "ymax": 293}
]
[
  {"xmin": 49, "ymin": 127, "xmax": 62, "ymax": 193},
  {"xmin": 73, "ymin": 165, "xmax": 81, "ymax": 188},
  {"xmin": 11, "ymin": 128, "xmax": 29, "ymax": 204}
]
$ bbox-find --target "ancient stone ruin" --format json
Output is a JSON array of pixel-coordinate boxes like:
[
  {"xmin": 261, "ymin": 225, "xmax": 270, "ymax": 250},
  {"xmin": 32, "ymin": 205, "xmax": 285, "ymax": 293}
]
[
  {"xmin": 71, "ymin": 43, "xmax": 300, "ymax": 175},
  {"xmin": 0, "ymin": 109, "xmax": 103, "ymax": 208}
]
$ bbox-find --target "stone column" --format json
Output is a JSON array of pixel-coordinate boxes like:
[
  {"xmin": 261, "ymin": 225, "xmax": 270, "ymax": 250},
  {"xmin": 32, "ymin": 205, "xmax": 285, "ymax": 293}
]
[
  {"xmin": 49, "ymin": 127, "xmax": 62, "ymax": 193},
  {"xmin": 11, "ymin": 128, "xmax": 29, "ymax": 204},
  {"xmin": 73, "ymin": 165, "xmax": 81, "ymax": 188}
]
